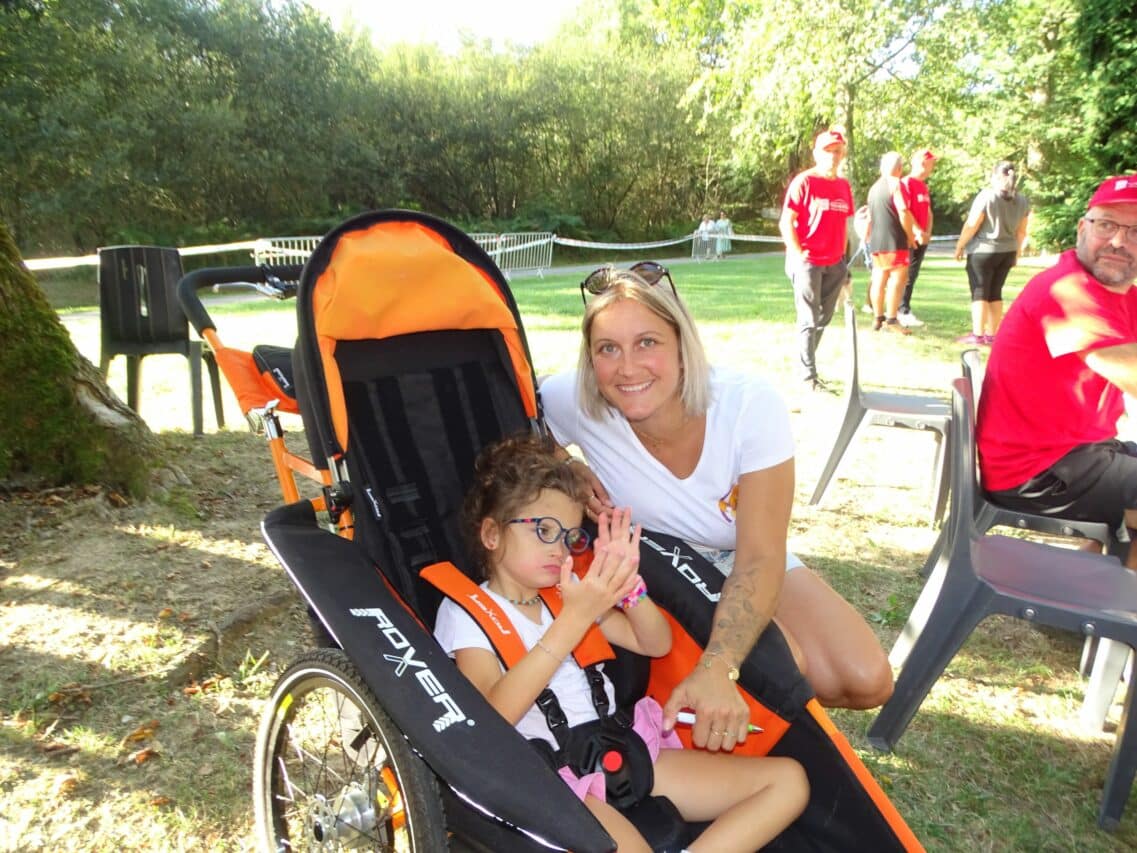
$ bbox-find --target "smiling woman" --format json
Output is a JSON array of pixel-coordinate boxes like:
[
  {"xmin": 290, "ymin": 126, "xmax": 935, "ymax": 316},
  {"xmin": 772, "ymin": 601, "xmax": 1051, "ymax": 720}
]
[
  {"xmin": 539, "ymin": 268, "xmax": 895, "ymax": 721},
  {"xmin": 307, "ymin": 0, "xmax": 583, "ymax": 51}
]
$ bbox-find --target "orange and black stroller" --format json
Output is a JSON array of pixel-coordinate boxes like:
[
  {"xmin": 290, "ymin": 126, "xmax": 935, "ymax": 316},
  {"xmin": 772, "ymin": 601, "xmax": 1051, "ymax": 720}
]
[
  {"xmin": 248, "ymin": 209, "xmax": 924, "ymax": 851},
  {"xmin": 178, "ymin": 263, "xmax": 345, "ymax": 514}
]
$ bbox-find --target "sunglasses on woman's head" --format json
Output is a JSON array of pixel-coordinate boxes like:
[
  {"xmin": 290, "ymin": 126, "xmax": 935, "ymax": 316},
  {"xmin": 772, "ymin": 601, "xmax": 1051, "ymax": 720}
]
[{"xmin": 579, "ymin": 261, "xmax": 677, "ymax": 305}]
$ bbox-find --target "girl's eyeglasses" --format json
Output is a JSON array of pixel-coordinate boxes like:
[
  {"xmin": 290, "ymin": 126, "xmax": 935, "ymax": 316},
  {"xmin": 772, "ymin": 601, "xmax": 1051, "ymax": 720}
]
[
  {"xmin": 507, "ymin": 517, "xmax": 591, "ymax": 554},
  {"xmin": 579, "ymin": 261, "xmax": 677, "ymax": 305}
]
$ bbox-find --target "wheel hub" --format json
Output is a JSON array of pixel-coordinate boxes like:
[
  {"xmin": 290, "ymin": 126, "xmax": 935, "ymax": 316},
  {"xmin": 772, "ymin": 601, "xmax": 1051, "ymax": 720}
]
[{"xmin": 305, "ymin": 780, "xmax": 385, "ymax": 849}]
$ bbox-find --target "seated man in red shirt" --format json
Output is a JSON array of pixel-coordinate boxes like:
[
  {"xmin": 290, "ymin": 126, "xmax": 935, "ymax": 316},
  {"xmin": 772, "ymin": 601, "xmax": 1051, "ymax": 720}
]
[{"xmin": 977, "ymin": 175, "xmax": 1137, "ymax": 567}]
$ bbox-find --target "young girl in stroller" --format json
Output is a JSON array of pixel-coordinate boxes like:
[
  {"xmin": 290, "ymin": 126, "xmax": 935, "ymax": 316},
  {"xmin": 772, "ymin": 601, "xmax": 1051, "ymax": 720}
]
[{"xmin": 433, "ymin": 433, "xmax": 809, "ymax": 852}]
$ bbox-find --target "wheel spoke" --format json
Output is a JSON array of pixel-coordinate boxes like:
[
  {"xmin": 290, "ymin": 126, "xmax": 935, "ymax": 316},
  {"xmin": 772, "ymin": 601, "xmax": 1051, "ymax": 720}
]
[{"xmin": 256, "ymin": 651, "xmax": 445, "ymax": 852}]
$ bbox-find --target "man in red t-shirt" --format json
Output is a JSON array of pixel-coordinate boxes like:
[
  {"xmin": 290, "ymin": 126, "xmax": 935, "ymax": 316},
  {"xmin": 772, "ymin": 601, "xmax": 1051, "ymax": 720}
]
[
  {"xmin": 898, "ymin": 149, "xmax": 937, "ymax": 327},
  {"xmin": 779, "ymin": 129, "xmax": 855, "ymax": 391},
  {"xmin": 977, "ymin": 175, "xmax": 1137, "ymax": 566}
]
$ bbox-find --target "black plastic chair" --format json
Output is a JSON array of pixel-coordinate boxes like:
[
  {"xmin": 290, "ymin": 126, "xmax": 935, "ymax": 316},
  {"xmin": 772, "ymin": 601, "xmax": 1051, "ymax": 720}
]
[
  {"xmin": 98, "ymin": 245, "xmax": 224, "ymax": 436},
  {"xmin": 868, "ymin": 377, "xmax": 1137, "ymax": 830},
  {"xmin": 953, "ymin": 348, "xmax": 1131, "ymax": 729},
  {"xmin": 809, "ymin": 301, "xmax": 950, "ymax": 524},
  {"xmin": 920, "ymin": 349, "xmax": 1121, "ymax": 578}
]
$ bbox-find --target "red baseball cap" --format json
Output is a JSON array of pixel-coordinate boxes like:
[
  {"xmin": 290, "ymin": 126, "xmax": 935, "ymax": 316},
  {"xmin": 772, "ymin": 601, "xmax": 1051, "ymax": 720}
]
[
  {"xmin": 814, "ymin": 130, "xmax": 846, "ymax": 151},
  {"xmin": 1088, "ymin": 176, "xmax": 1137, "ymax": 209},
  {"xmin": 914, "ymin": 149, "xmax": 938, "ymax": 162}
]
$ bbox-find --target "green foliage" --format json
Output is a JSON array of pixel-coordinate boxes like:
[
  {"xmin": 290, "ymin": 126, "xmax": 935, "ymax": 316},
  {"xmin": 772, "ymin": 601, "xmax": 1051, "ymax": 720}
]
[
  {"xmin": 1, "ymin": 0, "xmax": 725, "ymax": 251},
  {"xmin": 1023, "ymin": 0, "xmax": 1137, "ymax": 250},
  {"xmin": 1077, "ymin": 0, "xmax": 1137, "ymax": 177},
  {"xmin": 1, "ymin": 0, "xmax": 1129, "ymax": 255}
]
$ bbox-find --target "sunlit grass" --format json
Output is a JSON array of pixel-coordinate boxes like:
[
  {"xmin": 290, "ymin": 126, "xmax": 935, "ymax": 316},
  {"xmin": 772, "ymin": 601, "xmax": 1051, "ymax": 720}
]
[{"xmin": 35, "ymin": 249, "xmax": 1137, "ymax": 850}]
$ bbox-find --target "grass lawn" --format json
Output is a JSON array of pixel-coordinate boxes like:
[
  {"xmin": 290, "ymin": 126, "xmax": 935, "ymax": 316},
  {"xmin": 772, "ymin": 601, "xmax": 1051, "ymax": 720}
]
[{"xmin": 32, "ymin": 249, "xmax": 1137, "ymax": 851}]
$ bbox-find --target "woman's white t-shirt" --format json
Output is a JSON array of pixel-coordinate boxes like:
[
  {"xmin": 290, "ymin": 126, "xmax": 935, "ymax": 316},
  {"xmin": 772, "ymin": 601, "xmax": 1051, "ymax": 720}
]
[
  {"xmin": 433, "ymin": 583, "xmax": 616, "ymax": 747},
  {"xmin": 541, "ymin": 367, "xmax": 794, "ymax": 552}
]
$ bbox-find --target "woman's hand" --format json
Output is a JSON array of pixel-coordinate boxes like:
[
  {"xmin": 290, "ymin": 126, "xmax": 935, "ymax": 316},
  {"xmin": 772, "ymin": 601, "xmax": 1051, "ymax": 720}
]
[
  {"xmin": 661, "ymin": 661, "xmax": 751, "ymax": 752},
  {"xmin": 659, "ymin": 462, "xmax": 792, "ymax": 751},
  {"xmin": 571, "ymin": 458, "xmax": 613, "ymax": 523}
]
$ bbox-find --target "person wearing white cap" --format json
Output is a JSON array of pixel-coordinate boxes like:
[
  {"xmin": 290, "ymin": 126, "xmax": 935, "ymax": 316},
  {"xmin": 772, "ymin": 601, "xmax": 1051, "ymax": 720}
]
[
  {"xmin": 779, "ymin": 129, "xmax": 855, "ymax": 392},
  {"xmin": 977, "ymin": 175, "xmax": 1137, "ymax": 567}
]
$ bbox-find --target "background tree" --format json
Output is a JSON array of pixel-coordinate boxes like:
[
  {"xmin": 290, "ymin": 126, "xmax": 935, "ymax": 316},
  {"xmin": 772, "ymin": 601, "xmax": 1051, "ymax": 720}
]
[
  {"xmin": 1077, "ymin": 0, "xmax": 1137, "ymax": 178},
  {"xmin": 8, "ymin": 0, "xmax": 1137, "ymax": 494},
  {"xmin": 647, "ymin": 0, "xmax": 953, "ymax": 198},
  {"xmin": 5, "ymin": 0, "xmax": 1134, "ymax": 256},
  {"xmin": 1025, "ymin": 0, "xmax": 1137, "ymax": 249},
  {"xmin": 0, "ymin": 222, "xmax": 155, "ymax": 493}
]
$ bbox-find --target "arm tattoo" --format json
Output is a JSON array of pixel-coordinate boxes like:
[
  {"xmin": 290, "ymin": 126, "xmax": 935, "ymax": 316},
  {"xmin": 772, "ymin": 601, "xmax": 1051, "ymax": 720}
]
[{"xmin": 706, "ymin": 567, "xmax": 775, "ymax": 664}]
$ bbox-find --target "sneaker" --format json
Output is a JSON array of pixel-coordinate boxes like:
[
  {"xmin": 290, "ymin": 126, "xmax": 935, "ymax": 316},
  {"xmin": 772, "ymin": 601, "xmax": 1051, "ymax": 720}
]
[
  {"xmin": 872, "ymin": 316, "xmax": 884, "ymax": 331},
  {"xmin": 883, "ymin": 318, "xmax": 912, "ymax": 336},
  {"xmin": 897, "ymin": 311, "xmax": 924, "ymax": 328},
  {"xmin": 955, "ymin": 333, "xmax": 984, "ymax": 345}
]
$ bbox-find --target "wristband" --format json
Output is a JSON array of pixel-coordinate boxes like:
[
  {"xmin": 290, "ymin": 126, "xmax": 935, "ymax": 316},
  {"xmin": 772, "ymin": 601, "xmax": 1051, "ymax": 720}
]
[{"xmin": 617, "ymin": 575, "xmax": 647, "ymax": 610}]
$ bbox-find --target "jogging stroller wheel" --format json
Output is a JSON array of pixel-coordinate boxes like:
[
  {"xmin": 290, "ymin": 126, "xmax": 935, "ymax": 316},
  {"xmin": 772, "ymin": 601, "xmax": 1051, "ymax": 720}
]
[{"xmin": 254, "ymin": 648, "xmax": 447, "ymax": 852}]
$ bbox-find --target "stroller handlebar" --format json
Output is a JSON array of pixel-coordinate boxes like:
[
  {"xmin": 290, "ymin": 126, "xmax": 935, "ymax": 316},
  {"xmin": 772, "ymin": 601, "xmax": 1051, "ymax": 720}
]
[{"xmin": 177, "ymin": 263, "xmax": 304, "ymax": 335}]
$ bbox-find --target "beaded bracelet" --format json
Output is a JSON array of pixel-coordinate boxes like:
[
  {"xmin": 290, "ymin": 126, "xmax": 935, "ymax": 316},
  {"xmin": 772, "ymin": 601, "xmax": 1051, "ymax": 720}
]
[{"xmin": 617, "ymin": 575, "xmax": 648, "ymax": 610}]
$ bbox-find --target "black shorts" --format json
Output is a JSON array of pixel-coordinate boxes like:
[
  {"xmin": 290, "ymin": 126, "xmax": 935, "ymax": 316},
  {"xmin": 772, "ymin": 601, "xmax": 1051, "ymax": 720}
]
[
  {"xmin": 966, "ymin": 251, "xmax": 1016, "ymax": 301},
  {"xmin": 986, "ymin": 439, "xmax": 1137, "ymax": 530}
]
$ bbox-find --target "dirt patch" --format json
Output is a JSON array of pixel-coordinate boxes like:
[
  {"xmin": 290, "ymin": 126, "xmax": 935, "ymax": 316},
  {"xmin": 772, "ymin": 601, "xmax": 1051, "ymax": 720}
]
[{"xmin": 0, "ymin": 430, "xmax": 313, "ymax": 851}]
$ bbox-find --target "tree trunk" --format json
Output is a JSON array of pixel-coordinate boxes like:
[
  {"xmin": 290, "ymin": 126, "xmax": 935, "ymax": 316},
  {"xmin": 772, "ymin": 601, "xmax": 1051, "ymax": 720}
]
[{"xmin": 0, "ymin": 221, "xmax": 155, "ymax": 495}]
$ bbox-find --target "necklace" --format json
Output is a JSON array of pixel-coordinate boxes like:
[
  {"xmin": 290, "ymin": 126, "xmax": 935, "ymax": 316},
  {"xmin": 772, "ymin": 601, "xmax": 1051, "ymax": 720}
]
[
  {"xmin": 634, "ymin": 411, "xmax": 694, "ymax": 450},
  {"xmin": 505, "ymin": 592, "xmax": 541, "ymax": 606}
]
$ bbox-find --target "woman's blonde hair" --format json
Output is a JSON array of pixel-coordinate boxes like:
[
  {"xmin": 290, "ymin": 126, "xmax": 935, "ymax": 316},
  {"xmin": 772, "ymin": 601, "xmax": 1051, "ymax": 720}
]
[{"xmin": 576, "ymin": 271, "xmax": 711, "ymax": 420}]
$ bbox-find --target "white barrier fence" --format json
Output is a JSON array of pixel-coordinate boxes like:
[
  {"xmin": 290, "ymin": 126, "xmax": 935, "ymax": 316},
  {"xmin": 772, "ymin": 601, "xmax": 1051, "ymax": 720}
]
[
  {"xmin": 24, "ymin": 232, "xmax": 559, "ymax": 276},
  {"xmin": 252, "ymin": 236, "xmax": 321, "ymax": 266},
  {"xmin": 24, "ymin": 239, "xmax": 263, "ymax": 272},
  {"xmin": 249, "ymin": 232, "xmax": 556, "ymax": 278},
  {"xmin": 32, "ymin": 229, "xmax": 968, "ymax": 276}
]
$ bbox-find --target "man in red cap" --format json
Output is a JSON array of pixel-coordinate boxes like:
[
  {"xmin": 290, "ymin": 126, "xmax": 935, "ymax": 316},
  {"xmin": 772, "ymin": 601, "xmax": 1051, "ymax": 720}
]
[
  {"xmin": 897, "ymin": 149, "xmax": 938, "ymax": 327},
  {"xmin": 779, "ymin": 129, "xmax": 855, "ymax": 392},
  {"xmin": 977, "ymin": 175, "xmax": 1137, "ymax": 566}
]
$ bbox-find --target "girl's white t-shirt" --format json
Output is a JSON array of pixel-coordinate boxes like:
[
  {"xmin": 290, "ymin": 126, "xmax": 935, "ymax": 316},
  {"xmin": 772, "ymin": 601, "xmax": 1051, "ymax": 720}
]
[{"xmin": 433, "ymin": 583, "xmax": 615, "ymax": 747}]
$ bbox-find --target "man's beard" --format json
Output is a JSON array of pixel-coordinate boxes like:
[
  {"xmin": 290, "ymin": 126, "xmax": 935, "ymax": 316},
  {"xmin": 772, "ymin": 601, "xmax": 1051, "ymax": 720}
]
[{"xmin": 1081, "ymin": 241, "xmax": 1137, "ymax": 286}]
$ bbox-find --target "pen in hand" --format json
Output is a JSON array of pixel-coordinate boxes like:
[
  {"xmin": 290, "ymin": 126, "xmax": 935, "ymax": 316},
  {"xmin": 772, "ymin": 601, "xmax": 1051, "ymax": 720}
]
[{"xmin": 675, "ymin": 711, "xmax": 763, "ymax": 733}]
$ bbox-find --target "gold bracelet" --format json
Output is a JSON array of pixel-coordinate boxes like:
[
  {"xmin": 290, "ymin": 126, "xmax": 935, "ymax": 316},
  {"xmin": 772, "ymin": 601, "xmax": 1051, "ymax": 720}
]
[
  {"xmin": 702, "ymin": 650, "xmax": 740, "ymax": 681},
  {"xmin": 535, "ymin": 640, "xmax": 562, "ymax": 661}
]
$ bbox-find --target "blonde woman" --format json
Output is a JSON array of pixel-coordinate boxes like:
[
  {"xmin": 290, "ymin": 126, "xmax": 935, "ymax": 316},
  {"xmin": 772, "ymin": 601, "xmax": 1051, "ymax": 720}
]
[{"xmin": 541, "ymin": 263, "xmax": 892, "ymax": 749}]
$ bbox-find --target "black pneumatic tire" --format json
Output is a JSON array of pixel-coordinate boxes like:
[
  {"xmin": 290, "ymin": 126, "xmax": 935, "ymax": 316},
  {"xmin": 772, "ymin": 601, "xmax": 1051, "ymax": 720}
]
[{"xmin": 253, "ymin": 648, "xmax": 448, "ymax": 852}]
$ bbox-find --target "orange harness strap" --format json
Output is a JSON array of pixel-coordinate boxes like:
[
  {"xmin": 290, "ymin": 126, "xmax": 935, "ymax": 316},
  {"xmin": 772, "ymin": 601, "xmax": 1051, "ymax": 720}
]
[{"xmin": 420, "ymin": 561, "xmax": 615, "ymax": 668}]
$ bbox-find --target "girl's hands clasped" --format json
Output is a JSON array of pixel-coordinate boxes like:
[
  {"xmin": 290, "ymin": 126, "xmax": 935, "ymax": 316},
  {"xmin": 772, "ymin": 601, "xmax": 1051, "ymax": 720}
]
[{"xmin": 559, "ymin": 507, "xmax": 641, "ymax": 624}]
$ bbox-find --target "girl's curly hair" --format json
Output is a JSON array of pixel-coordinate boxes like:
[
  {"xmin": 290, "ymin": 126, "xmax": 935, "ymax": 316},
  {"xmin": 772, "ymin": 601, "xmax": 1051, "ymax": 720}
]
[{"xmin": 462, "ymin": 432, "xmax": 591, "ymax": 580}]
